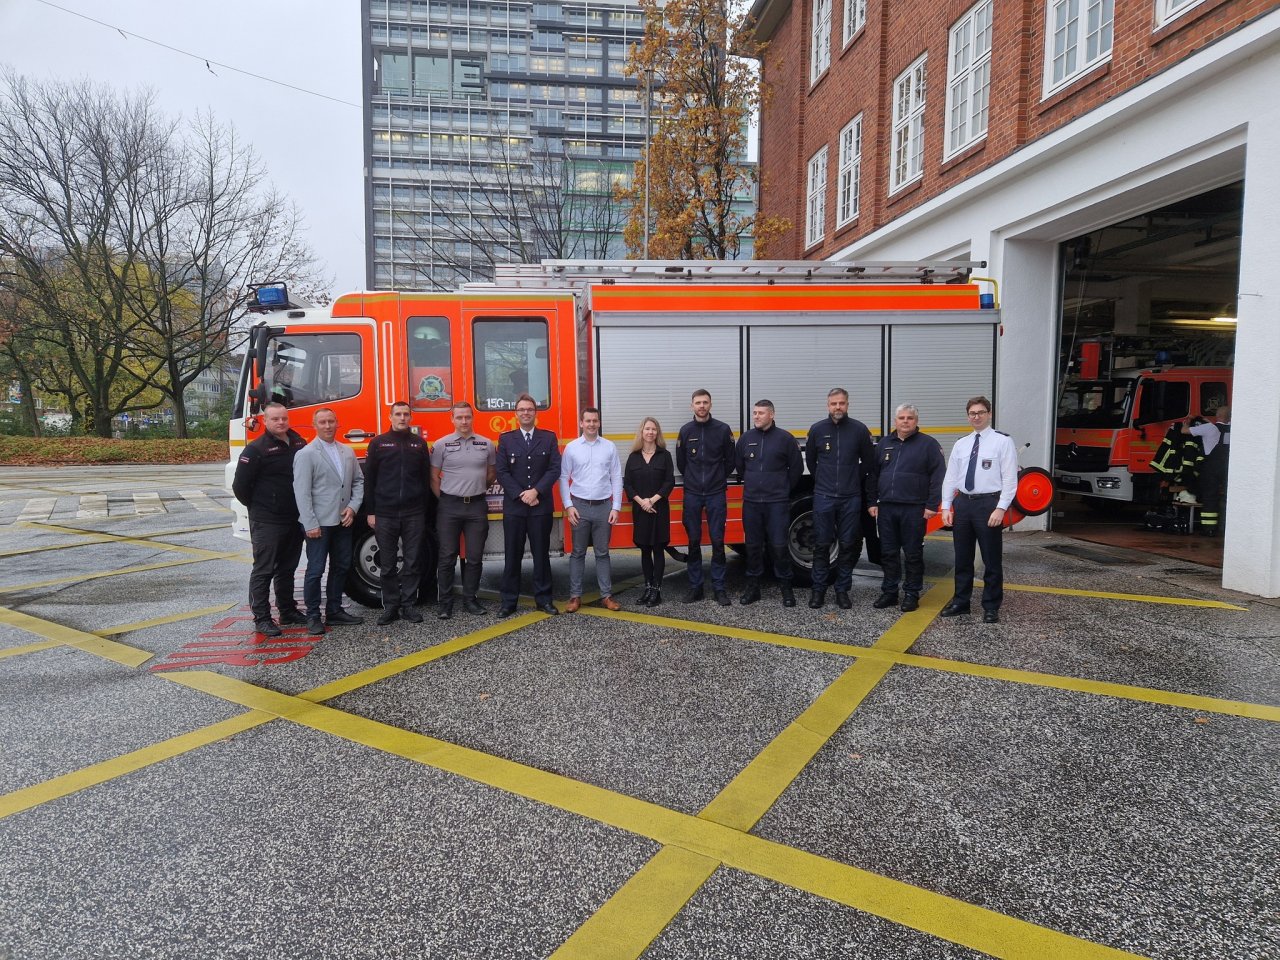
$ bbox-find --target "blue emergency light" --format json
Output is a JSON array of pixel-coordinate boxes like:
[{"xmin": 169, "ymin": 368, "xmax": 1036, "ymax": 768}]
[{"xmin": 254, "ymin": 283, "xmax": 289, "ymax": 308}]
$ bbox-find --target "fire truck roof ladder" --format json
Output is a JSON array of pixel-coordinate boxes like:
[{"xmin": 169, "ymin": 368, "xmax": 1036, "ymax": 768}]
[{"xmin": 478, "ymin": 260, "xmax": 986, "ymax": 289}]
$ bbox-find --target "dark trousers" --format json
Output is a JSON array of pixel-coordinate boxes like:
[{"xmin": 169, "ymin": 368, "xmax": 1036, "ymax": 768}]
[
  {"xmin": 811, "ymin": 493, "xmax": 862, "ymax": 591},
  {"xmin": 501, "ymin": 511, "xmax": 553, "ymax": 605},
  {"xmin": 303, "ymin": 525, "xmax": 354, "ymax": 617},
  {"xmin": 877, "ymin": 502, "xmax": 927, "ymax": 595},
  {"xmin": 438, "ymin": 495, "xmax": 488, "ymax": 600},
  {"xmin": 248, "ymin": 519, "xmax": 304, "ymax": 621},
  {"xmin": 952, "ymin": 494, "xmax": 1003, "ymax": 611},
  {"xmin": 374, "ymin": 511, "xmax": 427, "ymax": 609},
  {"xmin": 743, "ymin": 499, "xmax": 792, "ymax": 583},
  {"xmin": 683, "ymin": 490, "xmax": 727, "ymax": 590}
]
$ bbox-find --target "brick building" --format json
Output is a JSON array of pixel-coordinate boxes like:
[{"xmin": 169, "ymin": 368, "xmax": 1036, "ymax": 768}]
[{"xmin": 746, "ymin": 0, "xmax": 1280, "ymax": 596}]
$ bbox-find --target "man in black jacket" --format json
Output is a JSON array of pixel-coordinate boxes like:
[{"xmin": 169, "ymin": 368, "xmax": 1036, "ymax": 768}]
[
  {"xmin": 364, "ymin": 401, "xmax": 433, "ymax": 625},
  {"xmin": 868, "ymin": 403, "xmax": 945, "ymax": 613},
  {"xmin": 495, "ymin": 393, "xmax": 561, "ymax": 616},
  {"xmin": 232, "ymin": 401, "xmax": 308, "ymax": 636},
  {"xmin": 736, "ymin": 399, "xmax": 804, "ymax": 606},
  {"xmin": 804, "ymin": 387, "xmax": 876, "ymax": 609},
  {"xmin": 676, "ymin": 388, "xmax": 736, "ymax": 605}
]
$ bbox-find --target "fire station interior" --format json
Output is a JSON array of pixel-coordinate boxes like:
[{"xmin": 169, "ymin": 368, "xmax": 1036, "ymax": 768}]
[{"xmin": 1051, "ymin": 182, "xmax": 1240, "ymax": 565}]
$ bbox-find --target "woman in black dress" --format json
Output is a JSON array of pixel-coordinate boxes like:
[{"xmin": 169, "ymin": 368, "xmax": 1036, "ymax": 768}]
[{"xmin": 623, "ymin": 417, "xmax": 675, "ymax": 606}]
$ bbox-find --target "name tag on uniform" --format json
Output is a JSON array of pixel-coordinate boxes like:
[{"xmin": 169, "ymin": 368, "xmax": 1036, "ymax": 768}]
[
  {"xmin": 982, "ymin": 459, "xmax": 993, "ymax": 469},
  {"xmin": 445, "ymin": 440, "xmax": 461, "ymax": 448}
]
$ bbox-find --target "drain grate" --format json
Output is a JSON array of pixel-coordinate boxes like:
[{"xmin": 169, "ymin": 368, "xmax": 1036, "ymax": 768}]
[{"xmin": 1043, "ymin": 544, "xmax": 1143, "ymax": 565}]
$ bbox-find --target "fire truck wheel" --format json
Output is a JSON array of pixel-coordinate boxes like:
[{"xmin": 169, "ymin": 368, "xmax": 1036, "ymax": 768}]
[
  {"xmin": 786, "ymin": 496, "xmax": 837, "ymax": 588},
  {"xmin": 346, "ymin": 526, "xmax": 385, "ymax": 608}
]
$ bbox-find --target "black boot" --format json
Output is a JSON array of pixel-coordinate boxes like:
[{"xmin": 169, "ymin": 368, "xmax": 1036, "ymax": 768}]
[
  {"xmin": 781, "ymin": 585, "xmax": 796, "ymax": 607},
  {"xmin": 638, "ymin": 584, "xmax": 655, "ymax": 606},
  {"xmin": 648, "ymin": 587, "xmax": 662, "ymax": 607},
  {"xmin": 809, "ymin": 588, "xmax": 826, "ymax": 609},
  {"xmin": 739, "ymin": 579, "xmax": 761, "ymax": 605}
]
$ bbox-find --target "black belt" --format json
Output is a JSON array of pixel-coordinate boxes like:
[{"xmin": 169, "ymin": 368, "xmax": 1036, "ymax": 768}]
[
  {"xmin": 573, "ymin": 497, "xmax": 609, "ymax": 506},
  {"xmin": 956, "ymin": 491, "xmax": 999, "ymax": 500},
  {"xmin": 440, "ymin": 492, "xmax": 484, "ymax": 504}
]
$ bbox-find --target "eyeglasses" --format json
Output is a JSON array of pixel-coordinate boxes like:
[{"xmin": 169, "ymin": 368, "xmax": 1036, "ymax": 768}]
[{"xmin": 967, "ymin": 411, "xmax": 989, "ymax": 418}]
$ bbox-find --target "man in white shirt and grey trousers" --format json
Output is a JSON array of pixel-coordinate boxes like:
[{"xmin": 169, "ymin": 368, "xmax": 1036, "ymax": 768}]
[
  {"xmin": 560, "ymin": 407, "xmax": 623, "ymax": 612},
  {"xmin": 294, "ymin": 407, "xmax": 365, "ymax": 635}
]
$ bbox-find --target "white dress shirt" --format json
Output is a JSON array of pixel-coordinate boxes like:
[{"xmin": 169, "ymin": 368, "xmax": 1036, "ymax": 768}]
[
  {"xmin": 559, "ymin": 435, "xmax": 623, "ymax": 509},
  {"xmin": 941, "ymin": 427, "xmax": 1019, "ymax": 510}
]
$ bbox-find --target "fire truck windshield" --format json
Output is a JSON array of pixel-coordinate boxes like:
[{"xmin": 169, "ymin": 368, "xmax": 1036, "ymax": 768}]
[
  {"xmin": 264, "ymin": 333, "xmax": 363, "ymax": 409},
  {"xmin": 1057, "ymin": 379, "xmax": 1133, "ymax": 428},
  {"xmin": 473, "ymin": 318, "xmax": 551, "ymax": 410}
]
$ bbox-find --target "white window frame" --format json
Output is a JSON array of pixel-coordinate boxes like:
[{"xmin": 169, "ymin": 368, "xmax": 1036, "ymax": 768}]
[
  {"xmin": 836, "ymin": 115, "xmax": 862, "ymax": 227},
  {"xmin": 811, "ymin": 0, "xmax": 833, "ymax": 83},
  {"xmin": 805, "ymin": 146, "xmax": 829, "ymax": 249},
  {"xmin": 1155, "ymin": 0, "xmax": 1207, "ymax": 27},
  {"xmin": 842, "ymin": 0, "xmax": 867, "ymax": 47},
  {"xmin": 945, "ymin": 0, "xmax": 993, "ymax": 159},
  {"xmin": 890, "ymin": 55, "xmax": 927, "ymax": 194},
  {"xmin": 1045, "ymin": 0, "xmax": 1114, "ymax": 94}
]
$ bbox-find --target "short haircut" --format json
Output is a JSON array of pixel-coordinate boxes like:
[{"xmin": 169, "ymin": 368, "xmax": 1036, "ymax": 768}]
[
  {"xmin": 514, "ymin": 393, "xmax": 537, "ymax": 410},
  {"xmin": 753, "ymin": 399, "xmax": 775, "ymax": 411},
  {"xmin": 313, "ymin": 407, "xmax": 336, "ymax": 423},
  {"xmin": 691, "ymin": 389, "xmax": 711, "ymax": 401},
  {"xmin": 451, "ymin": 401, "xmax": 473, "ymax": 414},
  {"xmin": 390, "ymin": 401, "xmax": 411, "ymax": 412},
  {"xmin": 581, "ymin": 406, "xmax": 601, "ymax": 419},
  {"xmin": 895, "ymin": 403, "xmax": 920, "ymax": 417},
  {"xmin": 966, "ymin": 396, "xmax": 992, "ymax": 414},
  {"xmin": 262, "ymin": 401, "xmax": 287, "ymax": 415},
  {"xmin": 827, "ymin": 387, "xmax": 849, "ymax": 400}
]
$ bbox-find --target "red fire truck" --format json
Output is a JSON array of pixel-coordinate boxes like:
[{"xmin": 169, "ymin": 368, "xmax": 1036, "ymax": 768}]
[{"xmin": 227, "ymin": 260, "xmax": 1051, "ymax": 606}]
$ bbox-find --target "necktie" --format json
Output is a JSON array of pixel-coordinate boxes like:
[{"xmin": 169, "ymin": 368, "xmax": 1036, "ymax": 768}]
[
  {"xmin": 524, "ymin": 432, "xmax": 532, "ymax": 447},
  {"xmin": 965, "ymin": 433, "xmax": 980, "ymax": 492}
]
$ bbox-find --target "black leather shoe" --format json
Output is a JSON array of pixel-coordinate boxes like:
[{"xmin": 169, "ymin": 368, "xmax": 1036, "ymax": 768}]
[
  {"xmin": 808, "ymin": 589, "xmax": 826, "ymax": 609},
  {"xmin": 277, "ymin": 609, "xmax": 307, "ymax": 625},
  {"xmin": 940, "ymin": 602, "xmax": 970, "ymax": 618},
  {"xmin": 537, "ymin": 602, "xmax": 559, "ymax": 615},
  {"xmin": 498, "ymin": 605, "xmax": 518, "ymax": 618},
  {"xmin": 401, "ymin": 608, "xmax": 423, "ymax": 623},
  {"xmin": 376, "ymin": 608, "xmax": 399, "ymax": 626},
  {"xmin": 781, "ymin": 587, "xmax": 796, "ymax": 607},
  {"xmin": 462, "ymin": 597, "xmax": 486, "ymax": 615},
  {"xmin": 326, "ymin": 609, "xmax": 364, "ymax": 626},
  {"xmin": 306, "ymin": 616, "xmax": 325, "ymax": 636},
  {"xmin": 983, "ymin": 609, "xmax": 1000, "ymax": 624},
  {"xmin": 714, "ymin": 590, "xmax": 731, "ymax": 607},
  {"xmin": 835, "ymin": 591, "xmax": 852, "ymax": 609},
  {"xmin": 900, "ymin": 594, "xmax": 920, "ymax": 613},
  {"xmin": 647, "ymin": 589, "xmax": 662, "ymax": 607},
  {"xmin": 872, "ymin": 592, "xmax": 899, "ymax": 609},
  {"xmin": 255, "ymin": 619, "xmax": 282, "ymax": 637},
  {"xmin": 682, "ymin": 586, "xmax": 704, "ymax": 603},
  {"xmin": 638, "ymin": 586, "xmax": 655, "ymax": 606},
  {"xmin": 437, "ymin": 601, "xmax": 454, "ymax": 620},
  {"xmin": 739, "ymin": 585, "xmax": 761, "ymax": 605}
]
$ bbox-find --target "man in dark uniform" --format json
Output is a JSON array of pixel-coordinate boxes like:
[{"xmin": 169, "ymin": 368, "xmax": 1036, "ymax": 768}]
[
  {"xmin": 804, "ymin": 387, "xmax": 876, "ymax": 609},
  {"xmin": 676, "ymin": 388, "xmax": 736, "ymax": 605},
  {"xmin": 868, "ymin": 403, "xmax": 946, "ymax": 613},
  {"xmin": 231, "ymin": 401, "xmax": 308, "ymax": 636},
  {"xmin": 364, "ymin": 401, "xmax": 433, "ymax": 625},
  {"xmin": 736, "ymin": 399, "xmax": 804, "ymax": 606},
  {"xmin": 496, "ymin": 393, "xmax": 561, "ymax": 616},
  {"xmin": 432, "ymin": 401, "xmax": 496, "ymax": 619}
]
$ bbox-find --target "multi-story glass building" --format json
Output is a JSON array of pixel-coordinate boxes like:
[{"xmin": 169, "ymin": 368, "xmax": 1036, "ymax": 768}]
[{"xmin": 362, "ymin": 0, "xmax": 652, "ymax": 290}]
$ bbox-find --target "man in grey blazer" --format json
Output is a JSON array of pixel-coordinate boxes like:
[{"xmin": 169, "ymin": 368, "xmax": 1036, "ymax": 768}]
[{"xmin": 294, "ymin": 407, "xmax": 365, "ymax": 635}]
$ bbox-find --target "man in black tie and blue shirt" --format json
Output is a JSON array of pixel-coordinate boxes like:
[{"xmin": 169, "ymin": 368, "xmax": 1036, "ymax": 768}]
[
  {"xmin": 940, "ymin": 396, "xmax": 1018, "ymax": 623},
  {"xmin": 496, "ymin": 393, "xmax": 561, "ymax": 617}
]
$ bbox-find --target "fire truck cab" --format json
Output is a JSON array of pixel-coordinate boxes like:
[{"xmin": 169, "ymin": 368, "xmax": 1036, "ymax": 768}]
[{"xmin": 228, "ymin": 261, "xmax": 1014, "ymax": 607}]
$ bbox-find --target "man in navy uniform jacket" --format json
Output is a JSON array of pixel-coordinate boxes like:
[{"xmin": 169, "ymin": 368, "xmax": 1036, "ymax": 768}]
[{"xmin": 495, "ymin": 392, "xmax": 562, "ymax": 616}]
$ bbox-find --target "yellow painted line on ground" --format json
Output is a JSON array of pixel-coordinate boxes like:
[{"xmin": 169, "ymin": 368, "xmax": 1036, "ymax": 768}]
[
  {"xmin": 28, "ymin": 519, "xmax": 231, "ymax": 538},
  {"xmin": 0, "ymin": 639, "xmax": 62, "ymax": 660},
  {"xmin": 0, "ymin": 606, "xmax": 153, "ymax": 667},
  {"xmin": 0, "ymin": 712, "xmax": 272, "ymax": 820},
  {"xmin": 23, "ymin": 520, "xmax": 242, "ymax": 560},
  {"xmin": 164, "ymin": 670, "xmax": 1143, "ymax": 960},
  {"xmin": 999, "ymin": 581, "xmax": 1247, "ymax": 610},
  {"xmin": 0, "ymin": 533, "xmax": 117, "ymax": 558},
  {"xmin": 94, "ymin": 602, "xmax": 240, "ymax": 637},
  {"xmin": 0, "ymin": 553, "xmax": 244, "ymax": 594},
  {"xmin": 580, "ymin": 607, "xmax": 1279, "ymax": 723}
]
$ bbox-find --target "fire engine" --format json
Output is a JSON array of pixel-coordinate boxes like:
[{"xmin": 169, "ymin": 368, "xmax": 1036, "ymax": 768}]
[{"xmin": 227, "ymin": 260, "xmax": 1053, "ymax": 607}]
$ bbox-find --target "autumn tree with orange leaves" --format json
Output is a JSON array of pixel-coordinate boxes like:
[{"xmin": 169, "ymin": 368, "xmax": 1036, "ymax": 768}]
[{"xmin": 620, "ymin": 0, "xmax": 788, "ymax": 259}]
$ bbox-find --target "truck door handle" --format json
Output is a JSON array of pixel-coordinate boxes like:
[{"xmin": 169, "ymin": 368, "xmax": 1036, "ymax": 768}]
[{"xmin": 344, "ymin": 430, "xmax": 374, "ymax": 441}]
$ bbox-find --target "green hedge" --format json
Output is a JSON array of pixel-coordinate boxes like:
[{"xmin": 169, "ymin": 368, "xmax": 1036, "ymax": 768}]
[{"xmin": 0, "ymin": 436, "xmax": 228, "ymax": 465}]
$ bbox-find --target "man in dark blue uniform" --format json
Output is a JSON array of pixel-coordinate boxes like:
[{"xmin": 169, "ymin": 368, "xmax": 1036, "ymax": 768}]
[
  {"xmin": 231, "ymin": 401, "xmax": 308, "ymax": 636},
  {"xmin": 676, "ymin": 388, "xmax": 736, "ymax": 605},
  {"xmin": 868, "ymin": 403, "xmax": 945, "ymax": 613},
  {"xmin": 736, "ymin": 399, "xmax": 804, "ymax": 606},
  {"xmin": 496, "ymin": 393, "xmax": 561, "ymax": 616},
  {"xmin": 804, "ymin": 387, "xmax": 876, "ymax": 609}
]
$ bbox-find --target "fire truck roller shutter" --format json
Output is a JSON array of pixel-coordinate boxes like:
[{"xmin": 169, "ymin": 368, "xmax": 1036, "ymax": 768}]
[
  {"xmin": 889, "ymin": 323, "xmax": 997, "ymax": 451},
  {"xmin": 595, "ymin": 325, "xmax": 743, "ymax": 469}
]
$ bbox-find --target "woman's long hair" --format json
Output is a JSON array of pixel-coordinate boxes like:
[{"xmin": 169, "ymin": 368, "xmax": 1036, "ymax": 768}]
[{"xmin": 630, "ymin": 416, "xmax": 666, "ymax": 453}]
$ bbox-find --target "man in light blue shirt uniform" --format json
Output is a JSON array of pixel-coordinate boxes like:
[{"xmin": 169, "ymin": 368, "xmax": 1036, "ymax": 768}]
[{"xmin": 560, "ymin": 407, "xmax": 623, "ymax": 612}]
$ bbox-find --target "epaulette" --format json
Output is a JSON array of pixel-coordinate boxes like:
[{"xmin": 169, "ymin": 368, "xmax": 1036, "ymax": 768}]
[{"xmin": 994, "ymin": 430, "xmax": 1010, "ymax": 437}]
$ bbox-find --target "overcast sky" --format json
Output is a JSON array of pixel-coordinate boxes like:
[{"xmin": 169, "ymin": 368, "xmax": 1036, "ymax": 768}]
[{"xmin": 0, "ymin": 0, "xmax": 366, "ymax": 296}]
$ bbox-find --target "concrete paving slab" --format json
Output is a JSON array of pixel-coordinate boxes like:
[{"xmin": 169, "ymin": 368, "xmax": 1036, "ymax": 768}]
[
  {"xmin": 754, "ymin": 668, "xmax": 1280, "ymax": 960},
  {"xmin": 0, "ymin": 720, "xmax": 657, "ymax": 960},
  {"xmin": 329, "ymin": 615, "xmax": 851, "ymax": 814},
  {"xmin": 0, "ymin": 646, "xmax": 240, "ymax": 794},
  {"xmin": 0, "ymin": 541, "xmax": 169, "ymax": 591},
  {"xmin": 643, "ymin": 866, "xmax": 987, "ymax": 959}
]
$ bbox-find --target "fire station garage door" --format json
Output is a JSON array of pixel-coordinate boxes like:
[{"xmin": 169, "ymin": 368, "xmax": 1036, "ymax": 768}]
[
  {"xmin": 596, "ymin": 326, "xmax": 742, "ymax": 461},
  {"xmin": 747, "ymin": 326, "xmax": 883, "ymax": 434},
  {"xmin": 889, "ymin": 323, "xmax": 996, "ymax": 449}
]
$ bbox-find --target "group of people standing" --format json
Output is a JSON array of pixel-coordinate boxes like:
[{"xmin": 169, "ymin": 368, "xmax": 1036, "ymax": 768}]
[{"xmin": 233, "ymin": 387, "xmax": 1018, "ymax": 635}]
